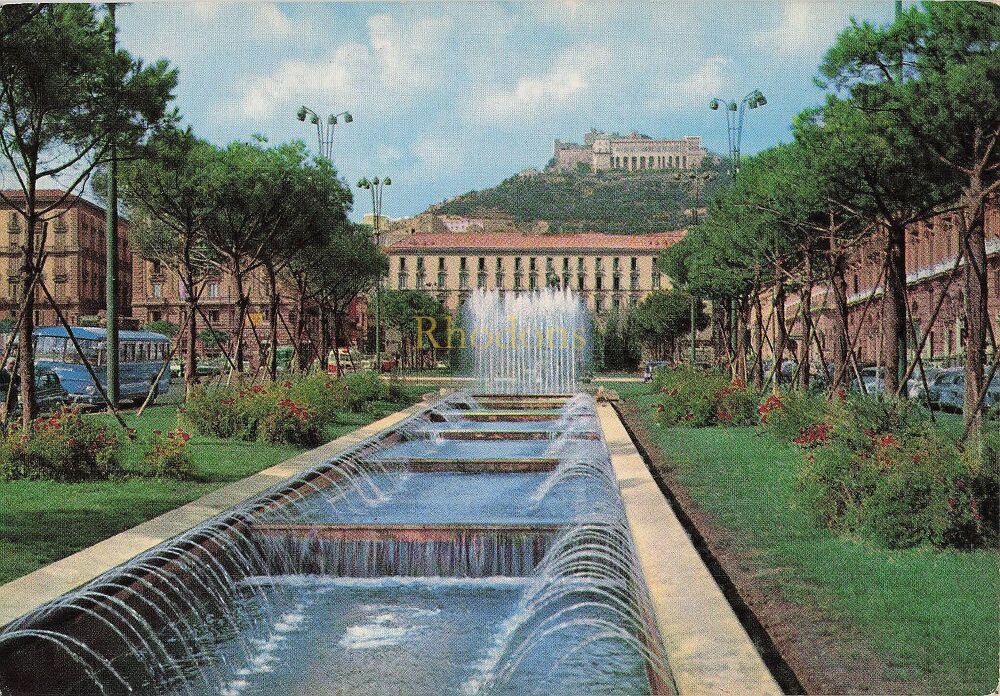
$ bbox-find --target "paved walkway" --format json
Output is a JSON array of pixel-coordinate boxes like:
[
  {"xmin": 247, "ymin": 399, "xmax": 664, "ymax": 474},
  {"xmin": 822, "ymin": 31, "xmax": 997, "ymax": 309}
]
[{"xmin": 598, "ymin": 403, "xmax": 782, "ymax": 696}]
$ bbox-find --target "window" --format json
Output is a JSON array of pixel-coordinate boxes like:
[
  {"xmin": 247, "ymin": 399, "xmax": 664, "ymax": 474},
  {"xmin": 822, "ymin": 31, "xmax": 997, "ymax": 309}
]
[
  {"xmin": 596, "ymin": 275, "xmax": 603, "ymax": 291},
  {"xmin": 460, "ymin": 257, "xmax": 467, "ymax": 271},
  {"xmin": 35, "ymin": 336, "xmax": 66, "ymax": 361},
  {"xmin": 563, "ymin": 257, "xmax": 570, "ymax": 271},
  {"xmin": 631, "ymin": 257, "xmax": 638, "ymax": 271},
  {"xmin": 514, "ymin": 257, "xmax": 522, "ymax": 271},
  {"xmin": 652, "ymin": 270, "xmax": 661, "ymax": 290},
  {"xmin": 151, "ymin": 260, "xmax": 162, "ymax": 274},
  {"xmin": 152, "ymin": 282, "xmax": 162, "ymax": 298},
  {"xmin": 438, "ymin": 257, "xmax": 446, "ymax": 271},
  {"xmin": 595, "ymin": 295, "xmax": 603, "ymax": 313},
  {"xmin": 207, "ymin": 282, "xmax": 220, "ymax": 299},
  {"xmin": 577, "ymin": 257, "xmax": 584, "ymax": 271},
  {"xmin": 478, "ymin": 257, "xmax": 485, "ymax": 271},
  {"xmin": 209, "ymin": 309, "xmax": 220, "ymax": 322}
]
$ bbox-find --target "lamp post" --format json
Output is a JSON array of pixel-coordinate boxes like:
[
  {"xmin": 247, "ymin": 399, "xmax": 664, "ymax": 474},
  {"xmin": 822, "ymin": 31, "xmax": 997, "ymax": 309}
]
[
  {"xmin": 709, "ymin": 89, "xmax": 767, "ymax": 374},
  {"xmin": 358, "ymin": 176, "xmax": 391, "ymax": 370},
  {"xmin": 296, "ymin": 106, "xmax": 352, "ymax": 160}
]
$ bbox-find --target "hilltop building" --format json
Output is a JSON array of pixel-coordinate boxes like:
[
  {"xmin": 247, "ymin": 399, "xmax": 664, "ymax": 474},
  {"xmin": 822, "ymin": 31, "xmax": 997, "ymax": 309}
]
[{"xmin": 552, "ymin": 129, "xmax": 707, "ymax": 172}]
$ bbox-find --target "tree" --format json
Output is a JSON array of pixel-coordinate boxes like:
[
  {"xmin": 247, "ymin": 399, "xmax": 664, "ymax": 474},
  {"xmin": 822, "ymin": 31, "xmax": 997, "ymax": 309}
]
[
  {"xmin": 630, "ymin": 290, "xmax": 706, "ymax": 359},
  {"xmin": 377, "ymin": 289, "xmax": 447, "ymax": 369},
  {"xmin": 116, "ymin": 126, "xmax": 220, "ymax": 395},
  {"xmin": 599, "ymin": 309, "xmax": 641, "ymax": 371},
  {"xmin": 815, "ymin": 15, "xmax": 958, "ymax": 397},
  {"xmin": 198, "ymin": 328, "xmax": 229, "ymax": 351},
  {"xmin": 824, "ymin": 2, "xmax": 1000, "ymax": 430},
  {"xmin": 143, "ymin": 320, "xmax": 178, "ymax": 337},
  {"xmin": 0, "ymin": 5, "xmax": 176, "ymax": 425},
  {"xmin": 290, "ymin": 226, "xmax": 387, "ymax": 374}
]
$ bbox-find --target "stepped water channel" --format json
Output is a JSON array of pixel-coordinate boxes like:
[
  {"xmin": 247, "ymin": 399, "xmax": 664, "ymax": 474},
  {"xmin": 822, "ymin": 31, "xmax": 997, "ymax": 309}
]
[{"xmin": 0, "ymin": 290, "xmax": 678, "ymax": 695}]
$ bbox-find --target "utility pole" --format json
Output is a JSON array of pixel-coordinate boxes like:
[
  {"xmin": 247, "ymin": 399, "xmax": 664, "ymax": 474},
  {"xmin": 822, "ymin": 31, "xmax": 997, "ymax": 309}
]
[
  {"xmin": 358, "ymin": 176, "xmax": 391, "ymax": 370},
  {"xmin": 105, "ymin": 2, "xmax": 119, "ymax": 409}
]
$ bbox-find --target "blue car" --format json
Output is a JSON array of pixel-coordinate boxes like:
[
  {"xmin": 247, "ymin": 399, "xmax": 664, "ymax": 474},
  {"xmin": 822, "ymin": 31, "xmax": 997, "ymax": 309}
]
[{"xmin": 29, "ymin": 327, "xmax": 171, "ymax": 405}]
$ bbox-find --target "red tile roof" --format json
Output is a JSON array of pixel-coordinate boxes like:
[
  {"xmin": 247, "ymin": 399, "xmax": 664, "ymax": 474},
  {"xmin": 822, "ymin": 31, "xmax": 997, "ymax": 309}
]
[{"xmin": 388, "ymin": 230, "xmax": 686, "ymax": 253}]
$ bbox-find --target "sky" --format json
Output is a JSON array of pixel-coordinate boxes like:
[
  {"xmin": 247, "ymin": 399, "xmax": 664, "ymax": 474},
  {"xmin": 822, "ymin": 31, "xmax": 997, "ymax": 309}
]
[{"xmin": 116, "ymin": 0, "xmax": 896, "ymax": 221}]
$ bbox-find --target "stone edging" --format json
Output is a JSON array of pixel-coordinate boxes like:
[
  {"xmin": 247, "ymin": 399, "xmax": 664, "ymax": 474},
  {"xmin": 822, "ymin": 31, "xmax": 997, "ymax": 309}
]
[
  {"xmin": 0, "ymin": 401, "xmax": 427, "ymax": 628},
  {"xmin": 597, "ymin": 403, "xmax": 783, "ymax": 696}
]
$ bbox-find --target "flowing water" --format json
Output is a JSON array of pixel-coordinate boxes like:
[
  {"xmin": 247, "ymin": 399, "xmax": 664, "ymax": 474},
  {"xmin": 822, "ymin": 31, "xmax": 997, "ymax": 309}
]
[{"xmin": 0, "ymin": 290, "xmax": 672, "ymax": 696}]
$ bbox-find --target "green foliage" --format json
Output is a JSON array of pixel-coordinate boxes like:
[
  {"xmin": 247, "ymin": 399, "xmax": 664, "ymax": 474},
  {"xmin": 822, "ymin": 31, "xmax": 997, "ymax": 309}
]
[
  {"xmin": 0, "ymin": 408, "xmax": 122, "ymax": 481},
  {"xmin": 182, "ymin": 385, "xmax": 253, "ymax": 439},
  {"xmin": 758, "ymin": 390, "xmax": 829, "ymax": 442},
  {"xmin": 431, "ymin": 166, "xmax": 727, "ymax": 233},
  {"xmin": 198, "ymin": 328, "xmax": 229, "ymax": 349},
  {"xmin": 141, "ymin": 428, "xmax": 193, "ymax": 479},
  {"xmin": 338, "ymin": 370, "xmax": 389, "ymax": 413},
  {"xmin": 598, "ymin": 311, "xmax": 640, "ymax": 371},
  {"xmin": 259, "ymin": 398, "xmax": 322, "ymax": 446},
  {"xmin": 652, "ymin": 366, "xmax": 758, "ymax": 427},
  {"xmin": 785, "ymin": 396, "xmax": 998, "ymax": 549},
  {"xmin": 143, "ymin": 320, "xmax": 178, "ymax": 337},
  {"xmin": 629, "ymin": 290, "xmax": 706, "ymax": 354}
]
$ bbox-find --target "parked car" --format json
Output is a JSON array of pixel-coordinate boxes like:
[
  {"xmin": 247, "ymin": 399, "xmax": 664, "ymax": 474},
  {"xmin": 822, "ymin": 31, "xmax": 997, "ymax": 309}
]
[
  {"xmin": 934, "ymin": 369, "xmax": 966, "ymax": 412},
  {"xmin": 850, "ymin": 367, "xmax": 885, "ymax": 394},
  {"xmin": 906, "ymin": 367, "xmax": 942, "ymax": 400},
  {"xmin": 909, "ymin": 368, "xmax": 955, "ymax": 406},
  {"xmin": 0, "ymin": 366, "xmax": 70, "ymax": 413},
  {"xmin": 643, "ymin": 360, "xmax": 670, "ymax": 383}
]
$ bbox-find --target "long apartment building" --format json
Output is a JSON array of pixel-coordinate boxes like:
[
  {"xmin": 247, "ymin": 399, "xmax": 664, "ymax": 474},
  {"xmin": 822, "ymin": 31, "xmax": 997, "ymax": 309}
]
[
  {"xmin": 0, "ymin": 190, "xmax": 132, "ymax": 327},
  {"xmin": 385, "ymin": 231, "xmax": 686, "ymax": 314},
  {"xmin": 765, "ymin": 205, "xmax": 1000, "ymax": 367}
]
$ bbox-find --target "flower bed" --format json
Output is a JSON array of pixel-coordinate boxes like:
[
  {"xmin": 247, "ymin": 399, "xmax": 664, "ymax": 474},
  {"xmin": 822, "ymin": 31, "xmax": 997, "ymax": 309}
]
[
  {"xmin": 651, "ymin": 365, "xmax": 758, "ymax": 427},
  {"xmin": 0, "ymin": 408, "xmax": 122, "ymax": 482},
  {"xmin": 184, "ymin": 370, "xmax": 391, "ymax": 447}
]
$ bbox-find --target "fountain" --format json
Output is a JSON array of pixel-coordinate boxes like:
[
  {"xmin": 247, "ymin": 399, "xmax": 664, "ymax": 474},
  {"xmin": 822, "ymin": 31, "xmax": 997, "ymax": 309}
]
[{"xmin": 0, "ymin": 290, "xmax": 674, "ymax": 695}]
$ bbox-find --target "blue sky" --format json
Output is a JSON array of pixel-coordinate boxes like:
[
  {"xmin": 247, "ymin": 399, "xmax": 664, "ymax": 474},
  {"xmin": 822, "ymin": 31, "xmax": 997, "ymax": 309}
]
[{"xmin": 118, "ymin": 0, "xmax": 894, "ymax": 221}]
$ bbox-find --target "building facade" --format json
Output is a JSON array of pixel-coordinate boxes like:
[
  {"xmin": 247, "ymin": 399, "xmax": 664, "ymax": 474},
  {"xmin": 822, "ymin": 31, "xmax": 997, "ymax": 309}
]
[
  {"xmin": 763, "ymin": 206, "xmax": 1000, "ymax": 368},
  {"xmin": 131, "ymin": 260, "xmax": 369, "ymax": 365},
  {"xmin": 0, "ymin": 190, "xmax": 132, "ymax": 328},
  {"xmin": 385, "ymin": 231, "xmax": 685, "ymax": 314},
  {"xmin": 553, "ymin": 129, "xmax": 707, "ymax": 172}
]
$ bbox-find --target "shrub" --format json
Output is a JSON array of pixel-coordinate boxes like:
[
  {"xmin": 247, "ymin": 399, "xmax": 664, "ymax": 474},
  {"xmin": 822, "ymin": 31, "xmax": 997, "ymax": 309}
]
[
  {"xmin": 338, "ymin": 370, "xmax": 388, "ymax": 413},
  {"xmin": 259, "ymin": 398, "xmax": 322, "ymax": 446},
  {"xmin": 142, "ymin": 428, "xmax": 194, "ymax": 479},
  {"xmin": 794, "ymin": 398, "xmax": 997, "ymax": 549},
  {"xmin": 759, "ymin": 389, "xmax": 828, "ymax": 441},
  {"xmin": 183, "ymin": 385, "xmax": 253, "ymax": 439},
  {"xmin": 0, "ymin": 408, "xmax": 122, "ymax": 481},
  {"xmin": 288, "ymin": 373, "xmax": 342, "ymax": 426},
  {"xmin": 653, "ymin": 366, "xmax": 757, "ymax": 427},
  {"xmin": 386, "ymin": 375, "xmax": 406, "ymax": 402}
]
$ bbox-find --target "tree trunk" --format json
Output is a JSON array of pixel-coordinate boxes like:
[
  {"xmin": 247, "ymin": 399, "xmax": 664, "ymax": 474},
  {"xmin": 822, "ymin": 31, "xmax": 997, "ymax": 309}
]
[
  {"xmin": 734, "ymin": 297, "xmax": 748, "ymax": 383},
  {"xmin": 962, "ymin": 200, "xmax": 988, "ymax": 433},
  {"xmin": 751, "ymin": 290, "xmax": 764, "ymax": 391},
  {"xmin": 293, "ymin": 289, "xmax": 307, "ymax": 371},
  {"xmin": 333, "ymin": 310, "xmax": 343, "ymax": 375},
  {"xmin": 883, "ymin": 222, "xmax": 907, "ymax": 397},
  {"xmin": 265, "ymin": 263, "xmax": 279, "ymax": 381},
  {"xmin": 231, "ymin": 267, "xmax": 248, "ymax": 373},
  {"xmin": 185, "ymin": 293, "xmax": 198, "ymax": 396},
  {"xmin": 829, "ymin": 234, "xmax": 850, "ymax": 392},
  {"xmin": 19, "ymin": 210, "xmax": 37, "ymax": 428},
  {"xmin": 773, "ymin": 264, "xmax": 787, "ymax": 392},
  {"xmin": 798, "ymin": 255, "xmax": 813, "ymax": 390}
]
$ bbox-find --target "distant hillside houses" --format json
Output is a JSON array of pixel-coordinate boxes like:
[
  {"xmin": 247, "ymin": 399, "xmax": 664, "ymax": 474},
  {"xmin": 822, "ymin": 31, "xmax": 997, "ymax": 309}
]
[{"xmin": 552, "ymin": 128, "xmax": 707, "ymax": 172}]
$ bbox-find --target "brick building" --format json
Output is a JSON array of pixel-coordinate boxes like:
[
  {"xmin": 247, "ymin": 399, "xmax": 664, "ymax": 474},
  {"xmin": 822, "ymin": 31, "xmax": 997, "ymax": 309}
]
[
  {"xmin": 385, "ymin": 230, "xmax": 685, "ymax": 314},
  {"xmin": 131, "ymin": 259, "xmax": 368, "ymax": 366},
  {"xmin": 763, "ymin": 206, "xmax": 1000, "ymax": 368},
  {"xmin": 0, "ymin": 190, "xmax": 132, "ymax": 327}
]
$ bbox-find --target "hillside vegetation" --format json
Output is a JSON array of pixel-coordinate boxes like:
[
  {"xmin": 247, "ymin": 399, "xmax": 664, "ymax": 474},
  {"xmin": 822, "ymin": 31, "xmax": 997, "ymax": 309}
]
[{"xmin": 431, "ymin": 161, "xmax": 728, "ymax": 233}]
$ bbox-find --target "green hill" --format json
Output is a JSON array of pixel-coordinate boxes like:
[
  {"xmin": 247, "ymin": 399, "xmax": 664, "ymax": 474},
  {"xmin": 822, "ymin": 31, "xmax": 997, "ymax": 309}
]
[{"xmin": 430, "ymin": 160, "xmax": 729, "ymax": 233}]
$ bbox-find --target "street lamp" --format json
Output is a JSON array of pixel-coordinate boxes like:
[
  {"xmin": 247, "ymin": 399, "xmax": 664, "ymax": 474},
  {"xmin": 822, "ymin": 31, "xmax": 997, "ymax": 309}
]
[
  {"xmin": 296, "ymin": 106, "xmax": 353, "ymax": 159},
  {"xmin": 358, "ymin": 176, "xmax": 392, "ymax": 370},
  {"xmin": 708, "ymin": 89, "xmax": 767, "ymax": 371}
]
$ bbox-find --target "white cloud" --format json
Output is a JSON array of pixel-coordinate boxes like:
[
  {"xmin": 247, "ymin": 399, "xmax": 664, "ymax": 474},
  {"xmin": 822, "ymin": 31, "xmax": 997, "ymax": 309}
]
[
  {"xmin": 465, "ymin": 44, "xmax": 612, "ymax": 121},
  {"xmin": 754, "ymin": 0, "xmax": 853, "ymax": 56},
  {"xmin": 649, "ymin": 54, "xmax": 733, "ymax": 109},
  {"xmin": 230, "ymin": 12, "xmax": 453, "ymax": 122},
  {"xmin": 410, "ymin": 133, "xmax": 468, "ymax": 180}
]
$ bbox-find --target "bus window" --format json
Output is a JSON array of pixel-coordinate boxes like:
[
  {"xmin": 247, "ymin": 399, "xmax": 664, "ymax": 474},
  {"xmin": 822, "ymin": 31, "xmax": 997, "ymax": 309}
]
[
  {"xmin": 35, "ymin": 336, "xmax": 66, "ymax": 362},
  {"xmin": 65, "ymin": 339, "xmax": 98, "ymax": 364},
  {"xmin": 137, "ymin": 343, "xmax": 146, "ymax": 362}
]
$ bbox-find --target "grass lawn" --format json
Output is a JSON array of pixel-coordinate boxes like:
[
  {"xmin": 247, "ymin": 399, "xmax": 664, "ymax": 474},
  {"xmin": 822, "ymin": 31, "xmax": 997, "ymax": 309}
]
[
  {"xmin": 618, "ymin": 383, "xmax": 999, "ymax": 694},
  {"xmin": 0, "ymin": 386, "xmax": 434, "ymax": 586}
]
